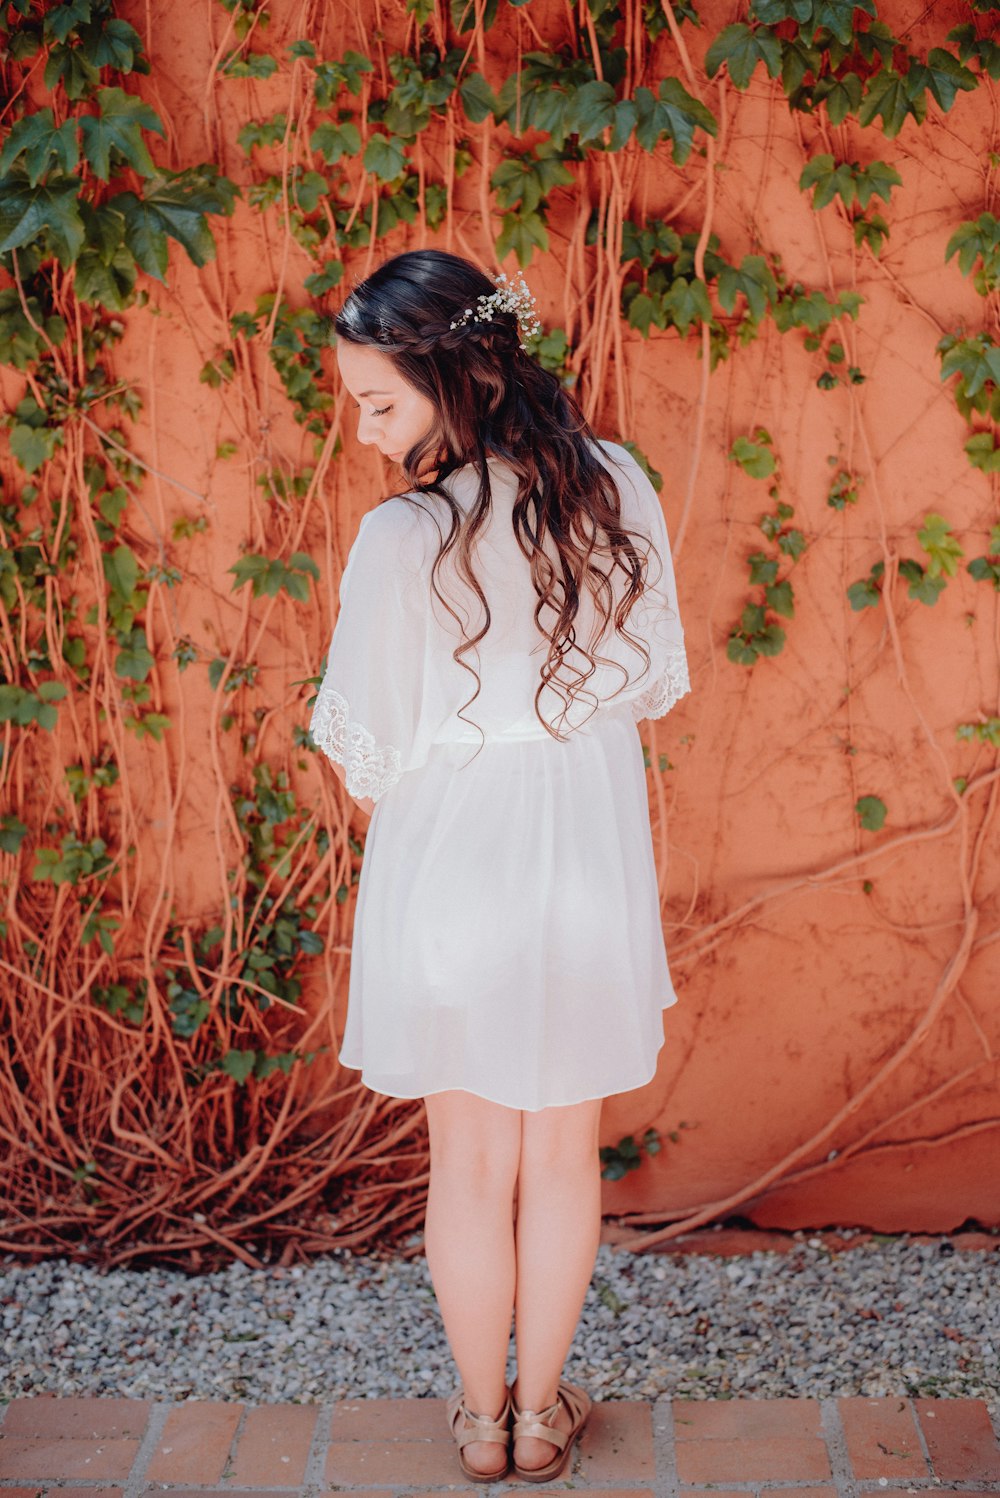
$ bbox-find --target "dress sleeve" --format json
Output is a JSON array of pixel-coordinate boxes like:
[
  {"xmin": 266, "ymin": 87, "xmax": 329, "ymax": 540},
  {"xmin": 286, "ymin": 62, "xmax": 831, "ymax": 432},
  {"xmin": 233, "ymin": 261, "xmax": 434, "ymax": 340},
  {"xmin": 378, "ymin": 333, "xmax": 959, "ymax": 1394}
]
[
  {"xmin": 309, "ymin": 499, "xmax": 435, "ymax": 804},
  {"xmin": 601, "ymin": 444, "xmax": 692, "ymax": 724}
]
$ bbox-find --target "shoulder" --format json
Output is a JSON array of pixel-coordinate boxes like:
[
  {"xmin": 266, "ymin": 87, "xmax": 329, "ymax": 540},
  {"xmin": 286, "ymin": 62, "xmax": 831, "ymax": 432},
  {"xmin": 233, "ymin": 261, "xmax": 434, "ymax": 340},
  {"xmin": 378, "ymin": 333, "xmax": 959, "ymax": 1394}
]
[
  {"xmin": 588, "ymin": 440, "xmax": 662, "ymax": 515},
  {"xmin": 355, "ymin": 494, "xmax": 438, "ymax": 560},
  {"xmin": 590, "ymin": 439, "xmax": 652, "ymax": 490},
  {"xmin": 591, "ymin": 438, "xmax": 636, "ymax": 471}
]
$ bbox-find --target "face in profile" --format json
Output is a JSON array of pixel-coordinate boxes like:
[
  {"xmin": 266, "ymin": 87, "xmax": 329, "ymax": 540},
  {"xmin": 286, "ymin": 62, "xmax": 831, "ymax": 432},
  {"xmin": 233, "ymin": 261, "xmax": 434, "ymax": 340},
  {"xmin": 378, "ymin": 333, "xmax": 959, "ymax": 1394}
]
[{"xmin": 337, "ymin": 342, "xmax": 438, "ymax": 465}]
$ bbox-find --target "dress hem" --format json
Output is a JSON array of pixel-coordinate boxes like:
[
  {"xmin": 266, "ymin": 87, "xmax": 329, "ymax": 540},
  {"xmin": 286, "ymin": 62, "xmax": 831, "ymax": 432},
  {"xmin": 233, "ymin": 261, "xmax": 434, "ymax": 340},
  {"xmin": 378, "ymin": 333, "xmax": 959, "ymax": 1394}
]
[{"xmin": 335, "ymin": 1024, "xmax": 672, "ymax": 1112}]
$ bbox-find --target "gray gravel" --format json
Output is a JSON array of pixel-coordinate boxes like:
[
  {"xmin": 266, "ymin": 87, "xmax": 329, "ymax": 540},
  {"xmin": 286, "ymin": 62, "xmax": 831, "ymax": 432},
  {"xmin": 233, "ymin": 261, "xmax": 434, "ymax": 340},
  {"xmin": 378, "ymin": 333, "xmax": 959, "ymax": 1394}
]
[{"xmin": 2, "ymin": 1233, "xmax": 997, "ymax": 1420}]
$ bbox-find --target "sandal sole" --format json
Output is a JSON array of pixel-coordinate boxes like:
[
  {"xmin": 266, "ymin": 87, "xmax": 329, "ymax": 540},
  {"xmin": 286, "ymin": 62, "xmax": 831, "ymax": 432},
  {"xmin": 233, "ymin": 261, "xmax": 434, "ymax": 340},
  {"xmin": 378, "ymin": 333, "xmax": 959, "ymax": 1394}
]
[
  {"xmin": 512, "ymin": 1381, "xmax": 592, "ymax": 1482},
  {"xmin": 446, "ymin": 1389, "xmax": 511, "ymax": 1483}
]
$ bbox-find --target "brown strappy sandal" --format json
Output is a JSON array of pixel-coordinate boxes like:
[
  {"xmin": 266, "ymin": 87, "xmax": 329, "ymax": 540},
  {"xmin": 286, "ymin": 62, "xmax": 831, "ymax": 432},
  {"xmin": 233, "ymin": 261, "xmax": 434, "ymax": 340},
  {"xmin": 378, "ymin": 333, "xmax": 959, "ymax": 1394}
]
[
  {"xmin": 511, "ymin": 1379, "xmax": 592, "ymax": 1482},
  {"xmin": 445, "ymin": 1385, "xmax": 513, "ymax": 1482}
]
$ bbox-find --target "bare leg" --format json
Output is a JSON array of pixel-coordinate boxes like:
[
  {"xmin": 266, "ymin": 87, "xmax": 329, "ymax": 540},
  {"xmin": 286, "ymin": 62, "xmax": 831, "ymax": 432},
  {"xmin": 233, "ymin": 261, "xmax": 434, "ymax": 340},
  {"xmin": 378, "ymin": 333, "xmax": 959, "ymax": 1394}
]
[
  {"xmin": 512, "ymin": 1098, "xmax": 603, "ymax": 1471},
  {"xmin": 423, "ymin": 1089, "xmax": 520, "ymax": 1476}
]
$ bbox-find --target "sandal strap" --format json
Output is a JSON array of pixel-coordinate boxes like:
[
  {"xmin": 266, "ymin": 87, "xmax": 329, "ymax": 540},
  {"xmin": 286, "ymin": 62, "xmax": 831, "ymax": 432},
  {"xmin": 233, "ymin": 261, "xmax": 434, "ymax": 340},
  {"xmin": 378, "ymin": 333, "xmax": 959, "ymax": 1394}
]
[
  {"xmin": 450, "ymin": 1390, "xmax": 512, "ymax": 1451},
  {"xmin": 511, "ymin": 1394, "xmax": 569, "ymax": 1450}
]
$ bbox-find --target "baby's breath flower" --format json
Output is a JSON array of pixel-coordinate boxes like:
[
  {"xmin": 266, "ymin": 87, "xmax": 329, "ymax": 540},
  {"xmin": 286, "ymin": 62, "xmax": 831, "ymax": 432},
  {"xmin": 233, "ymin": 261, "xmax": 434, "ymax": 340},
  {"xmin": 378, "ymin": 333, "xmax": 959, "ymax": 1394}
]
[{"xmin": 449, "ymin": 271, "xmax": 543, "ymax": 348}]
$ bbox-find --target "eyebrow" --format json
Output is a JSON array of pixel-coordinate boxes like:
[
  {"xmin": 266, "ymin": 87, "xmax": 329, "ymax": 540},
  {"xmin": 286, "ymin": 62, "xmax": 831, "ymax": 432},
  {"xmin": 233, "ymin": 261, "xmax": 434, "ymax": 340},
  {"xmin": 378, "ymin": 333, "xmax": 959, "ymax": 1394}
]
[{"xmin": 357, "ymin": 389, "xmax": 391, "ymax": 398}]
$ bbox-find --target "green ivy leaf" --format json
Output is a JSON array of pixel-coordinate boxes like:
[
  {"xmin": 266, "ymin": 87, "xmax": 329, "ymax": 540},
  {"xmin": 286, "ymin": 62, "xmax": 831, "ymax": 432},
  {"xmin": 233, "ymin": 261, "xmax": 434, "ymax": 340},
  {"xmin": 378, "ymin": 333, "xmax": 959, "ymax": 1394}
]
[
  {"xmin": 221, "ymin": 1048, "xmax": 258, "ymax": 1084},
  {"xmin": 291, "ymin": 170, "xmax": 327, "ymax": 214},
  {"xmin": 303, "ymin": 259, "xmax": 344, "ymax": 295},
  {"xmin": 654, "ymin": 78, "xmax": 717, "ymax": 164},
  {"xmin": 662, "ymin": 276, "xmax": 712, "ymax": 335},
  {"xmin": 799, "ymin": 153, "xmax": 854, "ymax": 209},
  {"xmin": 718, "ymin": 255, "xmax": 777, "ymax": 321},
  {"xmin": 813, "ymin": 71, "xmax": 864, "ymax": 125},
  {"xmin": 0, "ymin": 814, "xmax": 29, "ymax": 854},
  {"xmin": 777, "ymin": 528, "xmax": 806, "ymax": 559},
  {"xmin": 0, "ymin": 173, "xmax": 85, "ymax": 265},
  {"xmin": 112, "ymin": 166, "xmax": 238, "ymax": 282},
  {"xmin": 115, "ymin": 626, "xmax": 155, "ymax": 681},
  {"xmin": 729, "ymin": 435, "xmax": 775, "ymax": 479},
  {"xmin": 363, "ymin": 132, "xmax": 407, "ymax": 180},
  {"xmin": 567, "ymin": 79, "xmax": 617, "ymax": 145},
  {"xmin": 964, "ymin": 431, "xmax": 1000, "ymax": 472},
  {"xmin": 74, "ymin": 244, "xmax": 137, "ymax": 309},
  {"xmin": 491, "ymin": 150, "xmax": 574, "ymax": 214},
  {"xmin": 748, "ymin": 551, "xmax": 779, "ymax": 585},
  {"xmin": 103, "ymin": 543, "xmax": 139, "ymax": 600},
  {"xmin": 10, "ymin": 419, "xmax": 58, "ymax": 474},
  {"xmin": 625, "ymin": 290, "xmax": 657, "ymax": 335},
  {"xmin": 727, "ymin": 636, "xmax": 759, "ymax": 665},
  {"xmin": 857, "ymin": 160, "xmax": 902, "ymax": 208},
  {"xmin": 459, "ymin": 72, "xmax": 497, "ymax": 124},
  {"xmin": 847, "ymin": 574, "xmax": 882, "ymax": 610},
  {"xmin": 83, "ymin": 15, "xmax": 145, "ymax": 72},
  {"xmin": 812, "ymin": 0, "xmax": 876, "ymax": 45},
  {"xmin": 917, "ymin": 47, "xmax": 978, "ymax": 111},
  {"xmin": 968, "ymin": 556, "xmax": 1000, "ymax": 587},
  {"xmin": 309, "ymin": 121, "xmax": 360, "ymax": 165},
  {"xmin": 917, "ymin": 512, "xmax": 964, "ymax": 577},
  {"xmin": 705, "ymin": 23, "xmax": 782, "ymax": 91},
  {"xmin": 0, "ymin": 109, "xmax": 80, "ymax": 185},
  {"xmin": 495, "ymin": 208, "xmax": 549, "ymax": 267},
  {"xmin": 765, "ymin": 578, "xmax": 794, "ymax": 617},
  {"xmin": 780, "ymin": 38, "xmax": 820, "ymax": 95},
  {"xmin": 288, "ymin": 550, "xmax": 319, "ymax": 581},
  {"xmin": 80, "ymin": 199, "xmax": 126, "ymax": 260},
  {"xmin": 221, "ymin": 51, "xmax": 278, "ymax": 79},
  {"xmin": 44, "ymin": 0, "xmax": 93, "ymax": 45},
  {"xmin": 858, "ymin": 70, "xmax": 926, "ymax": 138},
  {"xmin": 80, "ymin": 87, "xmax": 164, "ymax": 181},
  {"xmin": 451, "ymin": 0, "xmax": 498, "ymax": 30},
  {"xmin": 900, "ymin": 561, "xmax": 946, "ymax": 605},
  {"xmin": 945, "ymin": 213, "xmax": 1000, "ymax": 285},
  {"xmin": 42, "ymin": 37, "xmax": 100, "ymax": 98},
  {"xmin": 751, "ymin": 0, "xmax": 813, "ymax": 22},
  {"xmin": 753, "ymin": 622, "xmax": 786, "ymax": 656},
  {"xmin": 313, "ymin": 52, "xmax": 374, "ymax": 105},
  {"xmin": 938, "ymin": 333, "xmax": 1000, "ymax": 404},
  {"xmin": 632, "ymin": 80, "xmax": 717, "ymax": 162},
  {"xmin": 855, "ymin": 795, "xmax": 886, "ymax": 831}
]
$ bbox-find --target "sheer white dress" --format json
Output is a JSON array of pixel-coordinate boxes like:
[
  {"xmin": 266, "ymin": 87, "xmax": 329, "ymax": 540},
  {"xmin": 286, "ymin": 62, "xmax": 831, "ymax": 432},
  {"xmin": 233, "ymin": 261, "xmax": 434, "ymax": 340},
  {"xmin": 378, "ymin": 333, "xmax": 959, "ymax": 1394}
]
[{"xmin": 309, "ymin": 440, "xmax": 691, "ymax": 1110}]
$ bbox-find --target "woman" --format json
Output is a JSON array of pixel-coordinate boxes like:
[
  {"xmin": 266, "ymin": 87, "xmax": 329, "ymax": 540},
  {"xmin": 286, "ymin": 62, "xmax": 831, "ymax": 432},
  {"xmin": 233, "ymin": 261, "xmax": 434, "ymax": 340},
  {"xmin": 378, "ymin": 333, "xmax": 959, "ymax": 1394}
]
[{"xmin": 310, "ymin": 249, "xmax": 690, "ymax": 1481}]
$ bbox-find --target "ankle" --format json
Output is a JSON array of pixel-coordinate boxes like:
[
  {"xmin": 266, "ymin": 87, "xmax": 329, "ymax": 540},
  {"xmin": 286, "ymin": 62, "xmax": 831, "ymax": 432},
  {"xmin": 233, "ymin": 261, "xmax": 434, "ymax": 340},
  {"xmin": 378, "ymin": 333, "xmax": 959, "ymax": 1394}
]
[
  {"xmin": 512, "ymin": 1378, "xmax": 560, "ymax": 1411},
  {"xmin": 464, "ymin": 1387, "xmax": 509, "ymax": 1420}
]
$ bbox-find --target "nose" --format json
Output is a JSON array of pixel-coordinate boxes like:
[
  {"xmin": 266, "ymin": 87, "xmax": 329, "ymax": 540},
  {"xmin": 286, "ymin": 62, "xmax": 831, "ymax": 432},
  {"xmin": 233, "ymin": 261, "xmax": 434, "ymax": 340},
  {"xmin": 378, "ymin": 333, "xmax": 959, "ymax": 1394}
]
[{"xmin": 356, "ymin": 411, "xmax": 383, "ymax": 446}]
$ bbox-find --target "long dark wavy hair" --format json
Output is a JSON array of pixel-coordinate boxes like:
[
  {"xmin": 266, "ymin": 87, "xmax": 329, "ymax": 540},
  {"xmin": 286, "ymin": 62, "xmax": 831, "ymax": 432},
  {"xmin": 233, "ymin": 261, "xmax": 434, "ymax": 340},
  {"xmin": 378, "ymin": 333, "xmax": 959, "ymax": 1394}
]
[{"xmin": 333, "ymin": 249, "xmax": 664, "ymax": 743}]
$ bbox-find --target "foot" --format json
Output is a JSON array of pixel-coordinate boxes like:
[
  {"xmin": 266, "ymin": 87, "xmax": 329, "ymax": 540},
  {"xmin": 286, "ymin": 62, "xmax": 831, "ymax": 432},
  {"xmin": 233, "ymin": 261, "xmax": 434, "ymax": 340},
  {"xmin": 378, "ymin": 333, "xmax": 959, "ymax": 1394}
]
[
  {"xmin": 511, "ymin": 1386, "xmax": 575, "ymax": 1472},
  {"xmin": 462, "ymin": 1436, "xmax": 509, "ymax": 1477},
  {"xmin": 452, "ymin": 1390, "xmax": 514, "ymax": 1486}
]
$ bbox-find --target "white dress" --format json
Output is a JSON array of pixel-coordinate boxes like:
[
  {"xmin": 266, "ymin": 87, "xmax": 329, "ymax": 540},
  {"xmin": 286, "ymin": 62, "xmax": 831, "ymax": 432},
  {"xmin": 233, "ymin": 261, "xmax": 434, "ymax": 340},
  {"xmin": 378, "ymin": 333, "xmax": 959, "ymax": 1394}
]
[{"xmin": 309, "ymin": 440, "xmax": 691, "ymax": 1111}]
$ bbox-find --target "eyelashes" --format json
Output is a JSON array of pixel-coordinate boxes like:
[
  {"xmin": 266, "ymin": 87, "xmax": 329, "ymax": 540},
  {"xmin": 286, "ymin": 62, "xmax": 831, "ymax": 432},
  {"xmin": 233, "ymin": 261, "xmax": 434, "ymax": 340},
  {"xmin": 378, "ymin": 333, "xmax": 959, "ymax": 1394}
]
[{"xmin": 349, "ymin": 400, "xmax": 392, "ymax": 417}]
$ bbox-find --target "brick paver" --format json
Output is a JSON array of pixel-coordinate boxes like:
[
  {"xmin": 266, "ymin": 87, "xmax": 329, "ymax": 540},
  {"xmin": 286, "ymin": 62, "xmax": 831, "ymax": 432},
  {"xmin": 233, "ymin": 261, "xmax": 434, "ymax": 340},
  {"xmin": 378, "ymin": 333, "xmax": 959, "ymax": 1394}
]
[
  {"xmin": 838, "ymin": 1395, "xmax": 928, "ymax": 1480},
  {"xmin": 230, "ymin": 1405, "xmax": 318, "ymax": 1486},
  {"xmin": 145, "ymin": 1401, "xmax": 242, "ymax": 1485},
  {"xmin": 577, "ymin": 1401, "xmax": 656, "ymax": 1482},
  {"xmin": 0, "ymin": 1394, "xmax": 996, "ymax": 1492},
  {"xmin": 913, "ymin": 1396, "xmax": 1000, "ymax": 1482}
]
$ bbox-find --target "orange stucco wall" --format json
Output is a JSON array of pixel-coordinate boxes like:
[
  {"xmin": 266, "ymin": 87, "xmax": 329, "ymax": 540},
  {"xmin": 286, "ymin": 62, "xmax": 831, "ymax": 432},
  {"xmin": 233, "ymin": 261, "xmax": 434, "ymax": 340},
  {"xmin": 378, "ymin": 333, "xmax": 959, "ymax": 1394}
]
[{"xmin": 5, "ymin": 0, "xmax": 998, "ymax": 1238}]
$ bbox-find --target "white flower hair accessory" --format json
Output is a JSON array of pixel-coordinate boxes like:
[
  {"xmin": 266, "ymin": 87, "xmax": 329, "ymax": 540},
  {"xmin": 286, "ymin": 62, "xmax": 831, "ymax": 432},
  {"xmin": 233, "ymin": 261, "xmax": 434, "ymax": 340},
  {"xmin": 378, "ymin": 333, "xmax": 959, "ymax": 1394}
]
[{"xmin": 449, "ymin": 270, "xmax": 542, "ymax": 349}]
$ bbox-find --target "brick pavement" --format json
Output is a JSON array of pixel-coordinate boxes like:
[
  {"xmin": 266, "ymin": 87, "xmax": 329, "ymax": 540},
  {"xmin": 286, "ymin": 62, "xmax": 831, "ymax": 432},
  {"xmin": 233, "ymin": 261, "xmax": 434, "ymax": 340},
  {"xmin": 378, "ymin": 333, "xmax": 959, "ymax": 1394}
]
[{"xmin": 1, "ymin": 1394, "xmax": 998, "ymax": 1496}]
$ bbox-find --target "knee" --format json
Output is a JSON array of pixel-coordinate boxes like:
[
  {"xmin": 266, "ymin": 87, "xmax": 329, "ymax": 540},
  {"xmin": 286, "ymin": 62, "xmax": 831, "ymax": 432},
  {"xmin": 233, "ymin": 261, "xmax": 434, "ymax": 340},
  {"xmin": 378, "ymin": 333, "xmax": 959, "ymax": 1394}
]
[
  {"xmin": 425, "ymin": 1094, "xmax": 521, "ymax": 1194},
  {"xmin": 519, "ymin": 1101, "xmax": 603, "ymax": 1180}
]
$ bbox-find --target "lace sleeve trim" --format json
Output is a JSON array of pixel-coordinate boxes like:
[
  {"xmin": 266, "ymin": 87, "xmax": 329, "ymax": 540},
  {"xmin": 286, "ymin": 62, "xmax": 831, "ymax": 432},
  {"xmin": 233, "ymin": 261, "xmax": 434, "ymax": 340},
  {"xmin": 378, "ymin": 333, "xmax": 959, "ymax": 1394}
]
[
  {"xmin": 310, "ymin": 681, "xmax": 403, "ymax": 802},
  {"xmin": 630, "ymin": 642, "xmax": 691, "ymax": 723}
]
